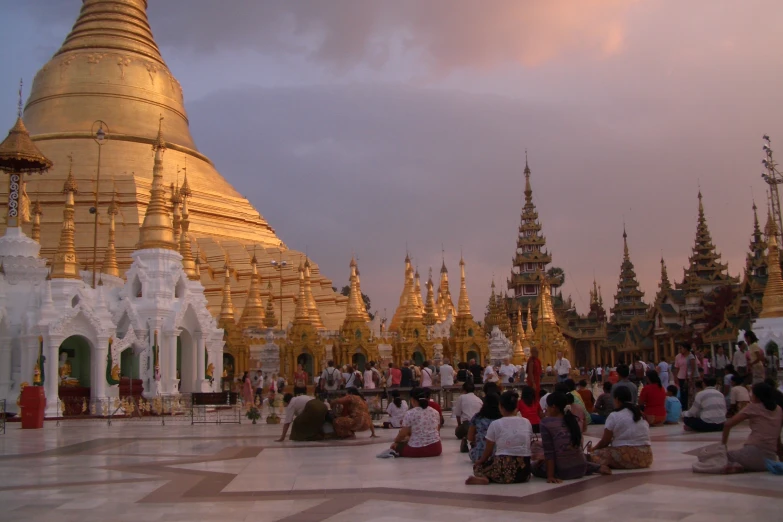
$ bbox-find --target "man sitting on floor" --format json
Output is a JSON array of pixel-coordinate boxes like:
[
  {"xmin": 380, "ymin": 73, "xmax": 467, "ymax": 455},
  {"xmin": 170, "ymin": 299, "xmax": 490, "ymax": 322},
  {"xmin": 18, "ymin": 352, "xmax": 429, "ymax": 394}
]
[
  {"xmin": 276, "ymin": 392, "xmax": 329, "ymax": 441},
  {"xmin": 682, "ymin": 376, "xmax": 726, "ymax": 432},
  {"xmin": 452, "ymin": 381, "xmax": 483, "ymax": 453}
]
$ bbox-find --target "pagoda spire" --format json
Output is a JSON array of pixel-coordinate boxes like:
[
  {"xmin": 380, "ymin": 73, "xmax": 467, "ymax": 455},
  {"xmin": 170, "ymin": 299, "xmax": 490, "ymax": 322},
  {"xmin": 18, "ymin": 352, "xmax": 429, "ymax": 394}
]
[
  {"xmin": 293, "ymin": 260, "xmax": 311, "ymax": 325},
  {"xmin": 218, "ymin": 260, "xmax": 235, "ymax": 325},
  {"xmin": 423, "ymin": 267, "xmax": 439, "ymax": 326},
  {"xmin": 760, "ymin": 213, "xmax": 783, "ymax": 317},
  {"xmin": 484, "ymin": 279, "xmax": 498, "ymax": 335},
  {"xmin": 178, "ymin": 171, "xmax": 198, "ymax": 280},
  {"xmin": 30, "ymin": 197, "xmax": 42, "ymax": 242},
  {"xmin": 538, "ymin": 274, "xmax": 557, "ymax": 326},
  {"xmin": 239, "ymin": 250, "xmax": 266, "ymax": 330},
  {"xmin": 526, "ymin": 301, "xmax": 535, "ymax": 338},
  {"xmin": 403, "ymin": 259, "xmax": 423, "ymax": 322},
  {"xmin": 516, "ymin": 304, "xmax": 526, "ymax": 343},
  {"xmin": 101, "ymin": 186, "xmax": 120, "ymax": 277},
  {"xmin": 659, "ymin": 257, "xmax": 671, "ymax": 293},
  {"xmin": 50, "ymin": 156, "xmax": 80, "ymax": 280},
  {"xmin": 745, "ymin": 200, "xmax": 768, "ymax": 282},
  {"xmin": 345, "ymin": 256, "xmax": 369, "ymax": 321},
  {"xmin": 457, "ymin": 256, "xmax": 472, "ymax": 318},
  {"xmin": 263, "ymin": 280, "xmax": 277, "ymax": 329},
  {"xmin": 303, "ymin": 257, "xmax": 325, "ymax": 329},
  {"xmin": 437, "ymin": 257, "xmax": 456, "ymax": 318},
  {"xmin": 678, "ymin": 191, "xmax": 737, "ymax": 295},
  {"xmin": 137, "ymin": 117, "xmax": 177, "ymax": 251},
  {"xmin": 609, "ymin": 226, "xmax": 647, "ymax": 329},
  {"xmin": 413, "ymin": 267, "xmax": 424, "ymax": 315},
  {"xmin": 170, "ymin": 177, "xmax": 182, "ymax": 246}
]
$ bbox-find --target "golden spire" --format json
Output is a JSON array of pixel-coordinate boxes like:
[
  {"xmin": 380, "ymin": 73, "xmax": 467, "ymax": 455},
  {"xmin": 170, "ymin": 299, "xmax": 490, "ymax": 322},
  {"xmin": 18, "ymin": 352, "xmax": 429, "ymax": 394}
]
[
  {"xmin": 218, "ymin": 260, "xmax": 235, "ymax": 325},
  {"xmin": 761, "ymin": 212, "xmax": 783, "ymax": 317},
  {"xmin": 538, "ymin": 275, "xmax": 557, "ymax": 325},
  {"xmin": 137, "ymin": 117, "xmax": 177, "ymax": 250},
  {"xmin": 50, "ymin": 156, "xmax": 80, "ymax": 280},
  {"xmin": 457, "ymin": 256, "xmax": 472, "ymax": 317},
  {"xmin": 101, "ymin": 186, "xmax": 120, "ymax": 277},
  {"xmin": 622, "ymin": 224, "xmax": 629, "ymax": 261},
  {"xmin": 659, "ymin": 257, "xmax": 671, "ymax": 292},
  {"xmin": 30, "ymin": 196, "xmax": 42, "ymax": 242},
  {"xmin": 526, "ymin": 301, "xmax": 535, "ymax": 338},
  {"xmin": 413, "ymin": 267, "xmax": 424, "ymax": 314},
  {"xmin": 178, "ymin": 170, "xmax": 198, "ymax": 280},
  {"xmin": 170, "ymin": 179, "xmax": 182, "ymax": 246},
  {"xmin": 293, "ymin": 260, "xmax": 311, "ymax": 324},
  {"xmin": 238, "ymin": 249, "xmax": 266, "ymax": 329},
  {"xmin": 423, "ymin": 267, "xmax": 439, "ymax": 326},
  {"xmin": 303, "ymin": 257, "xmax": 325, "ymax": 329},
  {"xmin": 437, "ymin": 257, "xmax": 456, "ymax": 318},
  {"xmin": 193, "ymin": 245, "xmax": 201, "ymax": 279},
  {"xmin": 263, "ymin": 280, "xmax": 277, "ymax": 328},
  {"xmin": 389, "ymin": 253, "xmax": 414, "ymax": 331},
  {"xmin": 515, "ymin": 304, "xmax": 526, "ymax": 342},
  {"xmin": 345, "ymin": 256, "xmax": 369, "ymax": 321}
]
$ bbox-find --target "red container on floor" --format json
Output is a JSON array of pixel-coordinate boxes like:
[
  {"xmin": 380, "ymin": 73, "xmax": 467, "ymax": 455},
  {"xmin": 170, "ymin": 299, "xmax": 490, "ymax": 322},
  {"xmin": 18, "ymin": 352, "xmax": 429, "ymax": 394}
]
[{"xmin": 20, "ymin": 386, "xmax": 46, "ymax": 429}]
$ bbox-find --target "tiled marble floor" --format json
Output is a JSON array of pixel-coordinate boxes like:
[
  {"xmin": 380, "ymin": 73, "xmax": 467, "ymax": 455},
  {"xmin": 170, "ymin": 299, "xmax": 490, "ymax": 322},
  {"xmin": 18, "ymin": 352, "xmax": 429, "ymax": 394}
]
[{"xmin": 0, "ymin": 416, "xmax": 780, "ymax": 522}]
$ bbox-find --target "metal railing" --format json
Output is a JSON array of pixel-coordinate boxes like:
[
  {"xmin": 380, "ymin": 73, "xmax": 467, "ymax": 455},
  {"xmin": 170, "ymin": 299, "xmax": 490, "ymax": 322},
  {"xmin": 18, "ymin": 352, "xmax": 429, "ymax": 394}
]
[{"xmin": 0, "ymin": 399, "xmax": 5, "ymax": 434}]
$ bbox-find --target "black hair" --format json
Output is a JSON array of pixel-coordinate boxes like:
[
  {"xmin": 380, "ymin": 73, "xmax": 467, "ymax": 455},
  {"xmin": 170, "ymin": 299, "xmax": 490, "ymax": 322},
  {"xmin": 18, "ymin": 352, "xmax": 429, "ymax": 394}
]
[
  {"xmin": 477, "ymin": 393, "xmax": 502, "ymax": 420},
  {"xmin": 458, "ymin": 362, "xmax": 467, "ymax": 370},
  {"xmin": 725, "ymin": 364, "xmax": 735, "ymax": 375},
  {"xmin": 546, "ymin": 392, "xmax": 582, "ymax": 448},
  {"xmin": 617, "ymin": 364, "xmax": 630, "ymax": 379},
  {"xmin": 521, "ymin": 385, "xmax": 535, "ymax": 407},
  {"xmin": 565, "ymin": 393, "xmax": 575, "ymax": 405},
  {"xmin": 646, "ymin": 369, "xmax": 662, "ymax": 388},
  {"xmin": 703, "ymin": 376, "xmax": 717, "ymax": 388},
  {"xmin": 463, "ymin": 381, "xmax": 475, "ymax": 393},
  {"xmin": 554, "ymin": 383, "xmax": 569, "ymax": 394},
  {"xmin": 603, "ymin": 381, "xmax": 613, "ymax": 393},
  {"xmin": 752, "ymin": 382, "xmax": 776, "ymax": 411},
  {"xmin": 345, "ymin": 387, "xmax": 362, "ymax": 398},
  {"xmin": 327, "ymin": 360, "xmax": 335, "ymax": 367},
  {"xmin": 578, "ymin": 380, "xmax": 588, "ymax": 388},
  {"xmin": 411, "ymin": 387, "xmax": 431, "ymax": 409},
  {"xmin": 391, "ymin": 389, "xmax": 402, "ymax": 408},
  {"xmin": 666, "ymin": 385, "xmax": 678, "ymax": 396},
  {"xmin": 564, "ymin": 379, "xmax": 576, "ymax": 392},
  {"xmin": 764, "ymin": 378, "xmax": 777, "ymax": 388},
  {"xmin": 612, "ymin": 385, "xmax": 642, "ymax": 422},
  {"xmin": 483, "ymin": 382, "xmax": 500, "ymax": 396},
  {"xmin": 499, "ymin": 390, "xmax": 519, "ymax": 414},
  {"xmin": 731, "ymin": 373, "xmax": 744, "ymax": 385},
  {"xmin": 539, "ymin": 389, "xmax": 548, "ymax": 398},
  {"xmin": 283, "ymin": 393, "xmax": 294, "ymax": 405},
  {"xmin": 745, "ymin": 330, "xmax": 759, "ymax": 344}
]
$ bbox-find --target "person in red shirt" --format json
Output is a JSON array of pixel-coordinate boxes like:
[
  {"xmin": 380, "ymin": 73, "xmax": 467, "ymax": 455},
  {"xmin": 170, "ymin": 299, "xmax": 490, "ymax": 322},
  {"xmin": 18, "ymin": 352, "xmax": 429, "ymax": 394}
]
[
  {"xmin": 576, "ymin": 380, "xmax": 595, "ymax": 413},
  {"xmin": 518, "ymin": 385, "xmax": 541, "ymax": 433},
  {"xmin": 388, "ymin": 362, "xmax": 402, "ymax": 387},
  {"xmin": 638, "ymin": 369, "xmax": 667, "ymax": 426},
  {"xmin": 527, "ymin": 348, "xmax": 543, "ymax": 396}
]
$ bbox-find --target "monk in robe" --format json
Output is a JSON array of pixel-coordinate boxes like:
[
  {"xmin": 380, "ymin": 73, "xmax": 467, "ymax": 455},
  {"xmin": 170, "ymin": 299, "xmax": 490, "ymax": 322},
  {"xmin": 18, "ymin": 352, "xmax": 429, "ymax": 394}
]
[{"xmin": 526, "ymin": 347, "xmax": 542, "ymax": 396}]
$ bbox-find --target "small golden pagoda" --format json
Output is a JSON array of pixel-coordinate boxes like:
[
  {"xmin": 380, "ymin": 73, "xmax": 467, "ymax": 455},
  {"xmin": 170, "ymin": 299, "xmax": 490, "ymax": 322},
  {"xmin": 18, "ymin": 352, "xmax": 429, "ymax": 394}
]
[
  {"xmin": 284, "ymin": 261, "xmax": 323, "ymax": 380},
  {"xmin": 101, "ymin": 186, "xmax": 120, "ymax": 277},
  {"xmin": 760, "ymin": 212, "xmax": 783, "ymax": 318},
  {"xmin": 219, "ymin": 260, "xmax": 249, "ymax": 376},
  {"xmin": 335, "ymin": 257, "xmax": 378, "ymax": 368},
  {"xmin": 390, "ymin": 254, "xmax": 434, "ymax": 365},
  {"xmin": 529, "ymin": 274, "xmax": 570, "ymax": 365},
  {"xmin": 50, "ymin": 157, "xmax": 80, "ymax": 280},
  {"xmin": 436, "ymin": 259, "xmax": 457, "ymax": 319},
  {"xmin": 449, "ymin": 256, "xmax": 487, "ymax": 363}
]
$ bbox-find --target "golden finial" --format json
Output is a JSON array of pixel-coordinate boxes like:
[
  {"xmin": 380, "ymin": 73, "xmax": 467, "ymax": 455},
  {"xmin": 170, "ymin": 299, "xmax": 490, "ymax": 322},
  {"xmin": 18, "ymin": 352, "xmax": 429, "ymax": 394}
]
[
  {"xmin": 293, "ymin": 260, "xmax": 311, "ymax": 324},
  {"xmin": 152, "ymin": 114, "xmax": 165, "ymax": 153},
  {"xmin": 303, "ymin": 254, "xmax": 324, "ymax": 328},
  {"xmin": 345, "ymin": 256, "xmax": 369, "ymax": 321},
  {"xmin": 50, "ymin": 155, "xmax": 80, "ymax": 280},
  {"xmin": 17, "ymin": 78, "xmax": 23, "ymax": 118},
  {"xmin": 526, "ymin": 301, "xmax": 535, "ymax": 337},
  {"xmin": 238, "ymin": 246, "xmax": 266, "ymax": 329},
  {"xmin": 219, "ymin": 259, "xmax": 235, "ymax": 325},
  {"xmin": 31, "ymin": 192, "xmax": 42, "ymax": 242},
  {"xmin": 457, "ymin": 254, "xmax": 471, "ymax": 317},
  {"xmin": 179, "ymin": 171, "xmax": 197, "ymax": 280},
  {"xmin": 622, "ymin": 223, "xmax": 629, "ymax": 260},
  {"xmin": 138, "ymin": 117, "xmax": 176, "ymax": 251},
  {"xmin": 263, "ymin": 280, "xmax": 277, "ymax": 329}
]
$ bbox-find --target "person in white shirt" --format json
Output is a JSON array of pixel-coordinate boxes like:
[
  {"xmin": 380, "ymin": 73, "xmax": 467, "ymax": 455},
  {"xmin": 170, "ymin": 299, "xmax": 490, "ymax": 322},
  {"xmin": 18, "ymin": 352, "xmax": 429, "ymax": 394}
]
[
  {"xmin": 421, "ymin": 361, "xmax": 434, "ymax": 387},
  {"xmin": 453, "ymin": 381, "xmax": 484, "ymax": 451},
  {"xmin": 363, "ymin": 361, "xmax": 381, "ymax": 390},
  {"xmin": 483, "ymin": 361, "xmax": 500, "ymax": 383},
  {"xmin": 555, "ymin": 353, "xmax": 571, "ymax": 383},
  {"xmin": 498, "ymin": 357, "xmax": 516, "ymax": 384},
  {"xmin": 732, "ymin": 342, "xmax": 748, "ymax": 381},
  {"xmin": 466, "ymin": 390, "xmax": 533, "ymax": 484},
  {"xmin": 595, "ymin": 365, "xmax": 604, "ymax": 383},
  {"xmin": 657, "ymin": 358, "xmax": 669, "ymax": 389},
  {"xmin": 682, "ymin": 376, "xmax": 726, "ymax": 432},
  {"xmin": 320, "ymin": 361, "xmax": 341, "ymax": 392},
  {"xmin": 588, "ymin": 385, "xmax": 652, "ymax": 473},
  {"xmin": 383, "ymin": 390, "xmax": 409, "ymax": 428},
  {"xmin": 439, "ymin": 358, "xmax": 455, "ymax": 387},
  {"xmin": 276, "ymin": 393, "xmax": 317, "ymax": 441}
]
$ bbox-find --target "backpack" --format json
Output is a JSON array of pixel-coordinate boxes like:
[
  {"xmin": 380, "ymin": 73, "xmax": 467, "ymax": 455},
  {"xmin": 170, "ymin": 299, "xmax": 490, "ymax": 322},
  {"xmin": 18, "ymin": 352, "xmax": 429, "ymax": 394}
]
[{"xmin": 325, "ymin": 368, "xmax": 336, "ymax": 387}]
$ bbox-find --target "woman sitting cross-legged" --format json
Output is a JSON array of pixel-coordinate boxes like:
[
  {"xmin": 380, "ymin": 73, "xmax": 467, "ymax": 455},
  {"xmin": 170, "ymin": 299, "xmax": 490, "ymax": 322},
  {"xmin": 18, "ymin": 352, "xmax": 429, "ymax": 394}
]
[
  {"xmin": 533, "ymin": 392, "xmax": 601, "ymax": 482},
  {"xmin": 587, "ymin": 385, "xmax": 653, "ymax": 474},
  {"xmin": 332, "ymin": 387, "xmax": 377, "ymax": 439},
  {"xmin": 466, "ymin": 391, "xmax": 534, "ymax": 485},
  {"xmin": 717, "ymin": 382, "xmax": 783, "ymax": 473},
  {"xmin": 638, "ymin": 369, "xmax": 667, "ymax": 426},
  {"xmin": 391, "ymin": 387, "xmax": 442, "ymax": 458},
  {"xmin": 383, "ymin": 389, "xmax": 409, "ymax": 429},
  {"xmin": 468, "ymin": 392, "xmax": 503, "ymax": 463}
]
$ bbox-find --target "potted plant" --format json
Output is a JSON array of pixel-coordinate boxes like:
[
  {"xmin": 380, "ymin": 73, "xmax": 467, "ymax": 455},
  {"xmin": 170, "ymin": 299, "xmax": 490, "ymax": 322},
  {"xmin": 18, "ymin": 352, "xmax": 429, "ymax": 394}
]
[{"xmin": 245, "ymin": 406, "xmax": 261, "ymax": 424}]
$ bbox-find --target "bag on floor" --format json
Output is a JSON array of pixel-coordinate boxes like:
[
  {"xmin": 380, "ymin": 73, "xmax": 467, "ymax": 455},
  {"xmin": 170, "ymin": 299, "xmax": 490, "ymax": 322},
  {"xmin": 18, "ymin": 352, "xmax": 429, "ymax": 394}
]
[{"xmin": 692, "ymin": 443, "xmax": 728, "ymax": 474}]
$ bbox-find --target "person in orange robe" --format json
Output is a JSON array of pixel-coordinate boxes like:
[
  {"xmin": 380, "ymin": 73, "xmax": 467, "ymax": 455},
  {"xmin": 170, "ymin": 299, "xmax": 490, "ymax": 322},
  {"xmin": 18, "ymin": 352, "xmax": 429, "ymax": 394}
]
[{"xmin": 527, "ymin": 348, "xmax": 543, "ymax": 396}]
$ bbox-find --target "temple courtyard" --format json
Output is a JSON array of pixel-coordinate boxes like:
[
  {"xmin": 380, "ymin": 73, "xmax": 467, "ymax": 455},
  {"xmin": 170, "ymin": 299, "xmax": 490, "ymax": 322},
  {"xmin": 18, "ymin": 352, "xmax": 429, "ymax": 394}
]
[{"xmin": 0, "ymin": 417, "xmax": 780, "ymax": 522}]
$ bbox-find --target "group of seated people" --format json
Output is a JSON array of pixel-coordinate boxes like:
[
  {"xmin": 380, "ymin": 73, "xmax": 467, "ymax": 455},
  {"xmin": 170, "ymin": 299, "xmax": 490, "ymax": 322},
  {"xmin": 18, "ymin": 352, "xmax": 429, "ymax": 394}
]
[{"xmin": 276, "ymin": 387, "xmax": 378, "ymax": 442}]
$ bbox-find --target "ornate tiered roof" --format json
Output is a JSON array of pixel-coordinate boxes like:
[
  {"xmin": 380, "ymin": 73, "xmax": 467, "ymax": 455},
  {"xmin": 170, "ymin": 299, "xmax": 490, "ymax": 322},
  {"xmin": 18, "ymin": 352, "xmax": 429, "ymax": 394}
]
[{"xmin": 609, "ymin": 227, "xmax": 648, "ymax": 329}]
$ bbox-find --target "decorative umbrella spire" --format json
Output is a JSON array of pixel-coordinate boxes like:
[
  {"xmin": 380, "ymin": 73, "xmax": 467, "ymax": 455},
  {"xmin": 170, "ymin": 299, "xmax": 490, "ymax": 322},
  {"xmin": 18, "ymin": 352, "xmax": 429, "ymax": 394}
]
[
  {"xmin": 457, "ymin": 255, "xmax": 472, "ymax": 317},
  {"xmin": 760, "ymin": 213, "xmax": 783, "ymax": 317},
  {"xmin": 218, "ymin": 259, "xmax": 235, "ymax": 324},
  {"xmin": 50, "ymin": 155, "xmax": 80, "ymax": 279},
  {"xmin": 137, "ymin": 116, "xmax": 176, "ymax": 250},
  {"xmin": 293, "ymin": 260, "xmax": 311, "ymax": 324},
  {"xmin": 263, "ymin": 280, "xmax": 277, "ymax": 329},
  {"xmin": 101, "ymin": 185, "xmax": 120, "ymax": 277},
  {"xmin": 239, "ymin": 248, "xmax": 266, "ymax": 330},
  {"xmin": 303, "ymin": 257, "xmax": 325, "ymax": 329},
  {"xmin": 178, "ymin": 169, "xmax": 198, "ymax": 280}
]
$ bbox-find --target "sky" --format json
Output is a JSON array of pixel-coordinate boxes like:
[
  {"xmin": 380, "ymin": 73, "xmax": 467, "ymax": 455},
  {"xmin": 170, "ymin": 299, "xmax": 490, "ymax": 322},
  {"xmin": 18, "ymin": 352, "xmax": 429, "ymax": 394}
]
[{"xmin": 2, "ymin": 0, "xmax": 783, "ymax": 321}]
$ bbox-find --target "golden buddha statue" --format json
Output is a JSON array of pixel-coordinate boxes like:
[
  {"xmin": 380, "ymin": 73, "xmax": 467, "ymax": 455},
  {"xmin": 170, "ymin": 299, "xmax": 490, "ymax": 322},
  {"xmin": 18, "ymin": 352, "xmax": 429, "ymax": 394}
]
[
  {"xmin": 206, "ymin": 362, "xmax": 215, "ymax": 381},
  {"xmin": 58, "ymin": 352, "xmax": 79, "ymax": 387},
  {"xmin": 111, "ymin": 363, "xmax": 121, "ymax": 382}
]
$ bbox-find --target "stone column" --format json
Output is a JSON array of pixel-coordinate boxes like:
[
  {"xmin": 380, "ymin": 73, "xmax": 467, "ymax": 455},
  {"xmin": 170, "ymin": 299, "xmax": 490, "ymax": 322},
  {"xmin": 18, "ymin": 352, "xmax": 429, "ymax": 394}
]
[
  {"xmin": 44, "ymin": 336, "xmax": 62, "ymax": 418},
  {"xmin": 610, "ymin": 349, "xmax": 616, "ymax": 367},
  {"xmin": 0, "ymin": 341, "xmax": 12, "ymax": 403},
  {"xmin": 195, "ymin": 332, "xmax": 205, "ymax": 381},
  {"xmin": 93, "ymin": 337, "xmax": 109, "ymax": 399},
  {"xmin": 653, "ymin": 337, "xmax": 660, "ymax": 363}
]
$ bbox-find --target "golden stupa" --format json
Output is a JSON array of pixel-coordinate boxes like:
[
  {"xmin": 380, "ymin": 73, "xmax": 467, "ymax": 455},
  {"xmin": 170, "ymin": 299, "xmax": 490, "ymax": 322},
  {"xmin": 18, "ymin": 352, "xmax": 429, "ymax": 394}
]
[{"xmin": 1, "ymin": 0, "xmax": 347, "ymax": 327}]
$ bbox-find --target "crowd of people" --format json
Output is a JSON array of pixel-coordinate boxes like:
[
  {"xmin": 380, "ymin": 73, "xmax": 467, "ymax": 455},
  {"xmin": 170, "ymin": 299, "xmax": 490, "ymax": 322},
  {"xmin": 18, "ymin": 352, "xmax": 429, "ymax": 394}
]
[{"xmin": 260, "ymin": 332, "xmax": 782, "ymax": 480}]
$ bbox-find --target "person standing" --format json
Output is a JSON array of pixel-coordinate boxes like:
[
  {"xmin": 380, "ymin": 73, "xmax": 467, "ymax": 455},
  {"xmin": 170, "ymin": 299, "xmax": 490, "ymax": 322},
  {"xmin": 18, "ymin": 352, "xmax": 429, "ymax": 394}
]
[
  {"xmin": 483, "ymin": 360, "xmax": 500, "ymax": 384},
  {"xmin": 421, "ymin": 361, "xmax": 434, "ymax": 387},
  {"xmin": 595, "ymin": 364, "xmax": 603, "ymax": 384},
  {"xmin": 675, "ymin": 344, "xmax": 696, "ymax": 409},
  {"xmin": 468, "ymin": 358, "xmax": 484, "ymax": 384},
  {"xmin": 242, "ymin": 371, "xmax": 254, "ymax": 406},
  {"xmin": 713, "ymin": 346, "xmax": 728, "ymax": 389},
  {"xmin": 364, "ymin": 361, "xmax": 380, "ymax": 390},
  {"xmin": 554, "ymin": 352, "xmax": 571, "ymax": 383},
  {"xmin": 439, "ymin": 358, "xmax": 455, "ymax": 387},
  {"xmin": 320, "ymin": 360, "xmax": 341, "ymax": 393},
  {"xmin": 732, "ymin": 342, "xmax": 749, "ymax": 383},
  {"xmin": 526, "ymin": 348, "xmax": 543, "ymax": 395},
  {"xmin": 293, "ymin": 364, "xmax": 308, "ymax": 396},
  {"xmin": 657, "ymin": 357, "xmax": 670, "ymax": 389},
  {"xmin": 498, "ymin": 357, "xmax": 516, "ymax": 384},
  {"xmin": 745, "ymin": 331, "xmax": 766, "ymax": 385},
  {"xmin": 400, "ymin": 361, "xmax": 414, "ymax": 388},
  {"xmin": 388, "ymin": 362, "xmax": 402, "ymax": 387}
]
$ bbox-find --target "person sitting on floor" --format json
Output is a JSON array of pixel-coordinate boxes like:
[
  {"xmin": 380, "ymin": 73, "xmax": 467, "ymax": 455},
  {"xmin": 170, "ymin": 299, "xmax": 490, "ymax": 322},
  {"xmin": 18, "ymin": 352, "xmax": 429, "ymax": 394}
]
[
  {"xmin": 332, "ymin": 387, "xmax": 377, "ymax": 439},
  {"xmin": 466, "ymin": 390, "xmax": 533, "ymax": 485},
  {"xmin": 576, "ymin": 380, "xmax": 595, "ymax": 413},
  {"xmin": 517, "ymin": 385, "xmax": 541, "ymax": 434},
  {"xmin": 611, "ymin": 364, "xmax": 639, "ymax": 404},
  {"xmin": 468, "ymin": 392, "xmax": 502, "ymax": 463},
  {"xmin": 587, "ymin": 385, "xmax": 653, "ymax": 474},
  {"xmin": 533, "ymin": 391, "xmax": 600, "ymax": 482},
  {"xmin": 453, "ymin": 381, "xmax": 484, "ymax": 451},
  {"xmin": 638, "ymin": 369, "xmax": 667, "ymax": 426},
  {"xmin": 383, "ymin": 389, "xmax": 408, "ymax": 429},
  {"xmin": 683, "ymin": 376, "xmax": 726, "ymax": 432},
  {"xmin": 710, "ymin": 382, "xmax": 783, "ymax": 473},
  {"xmin": 665, "ymin": 385, "xmax": 682, "ymax": 424},
  {"xmin": 590, "ymin": 381, "xmax": 614, "ymax": 425},
  {"xmin": 728, "ymin": 374, "xmax": 750, "ymax": 417},
  {"xmin": 566, "ymin": 392, "xmax": 587, "ymax": 433},
  {"xmin": 392, "ymin": 387, "xmax": 442, "ymax": 458}
]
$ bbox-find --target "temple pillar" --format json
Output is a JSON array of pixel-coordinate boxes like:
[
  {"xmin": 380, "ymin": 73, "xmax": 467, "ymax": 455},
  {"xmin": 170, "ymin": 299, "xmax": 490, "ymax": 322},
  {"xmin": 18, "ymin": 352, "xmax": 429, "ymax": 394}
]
[
  {"xmin": 160, "ymin": 331, "xmax": 179, "ymax": 394},
  {"xmin": 44, "ymin": 336, "xmax": 62, "ymax": 418},
  {"xmin": 92, "ymin": 337, "xmax": 110, "ymax": 399},
  {"xmin": 195, "ymin": 332, "xmax": 211, "ymax": 392},
  {"xmin": 0, "ymin": 342, "xmax": 11, "ymax": 403},
  {"xmin": 670, "ymin": 337, "xmax": 676, "ymax": 360},
  {"xmin": 653, "ymin": 337, "xmax": 660, "ymax": 363},
  {"xmin": 610, "ymin": 349, "xmax": 616, "ymax": 367}
]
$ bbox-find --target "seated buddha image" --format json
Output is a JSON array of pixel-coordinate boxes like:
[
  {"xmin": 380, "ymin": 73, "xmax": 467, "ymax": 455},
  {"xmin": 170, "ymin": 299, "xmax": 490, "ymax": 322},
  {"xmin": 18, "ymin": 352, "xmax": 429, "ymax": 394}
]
[{"xmin": 58, "ymin": 352, "xmax": 80, "ymax": 387}]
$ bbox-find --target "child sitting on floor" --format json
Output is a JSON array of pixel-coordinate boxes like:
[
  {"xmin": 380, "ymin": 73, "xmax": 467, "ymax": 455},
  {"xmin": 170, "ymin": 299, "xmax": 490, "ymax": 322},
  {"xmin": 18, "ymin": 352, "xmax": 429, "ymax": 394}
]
[{"xmin": 665, "ymin": 385, "xmax": 682, "ymax": 424}]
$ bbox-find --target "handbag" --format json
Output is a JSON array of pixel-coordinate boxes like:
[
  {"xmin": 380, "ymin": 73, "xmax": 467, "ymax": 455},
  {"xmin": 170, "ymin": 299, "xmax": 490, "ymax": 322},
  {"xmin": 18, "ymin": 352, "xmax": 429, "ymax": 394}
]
[{"xmin": 692, "ymin": 443, "xmax": 728, "ymax": 474}]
